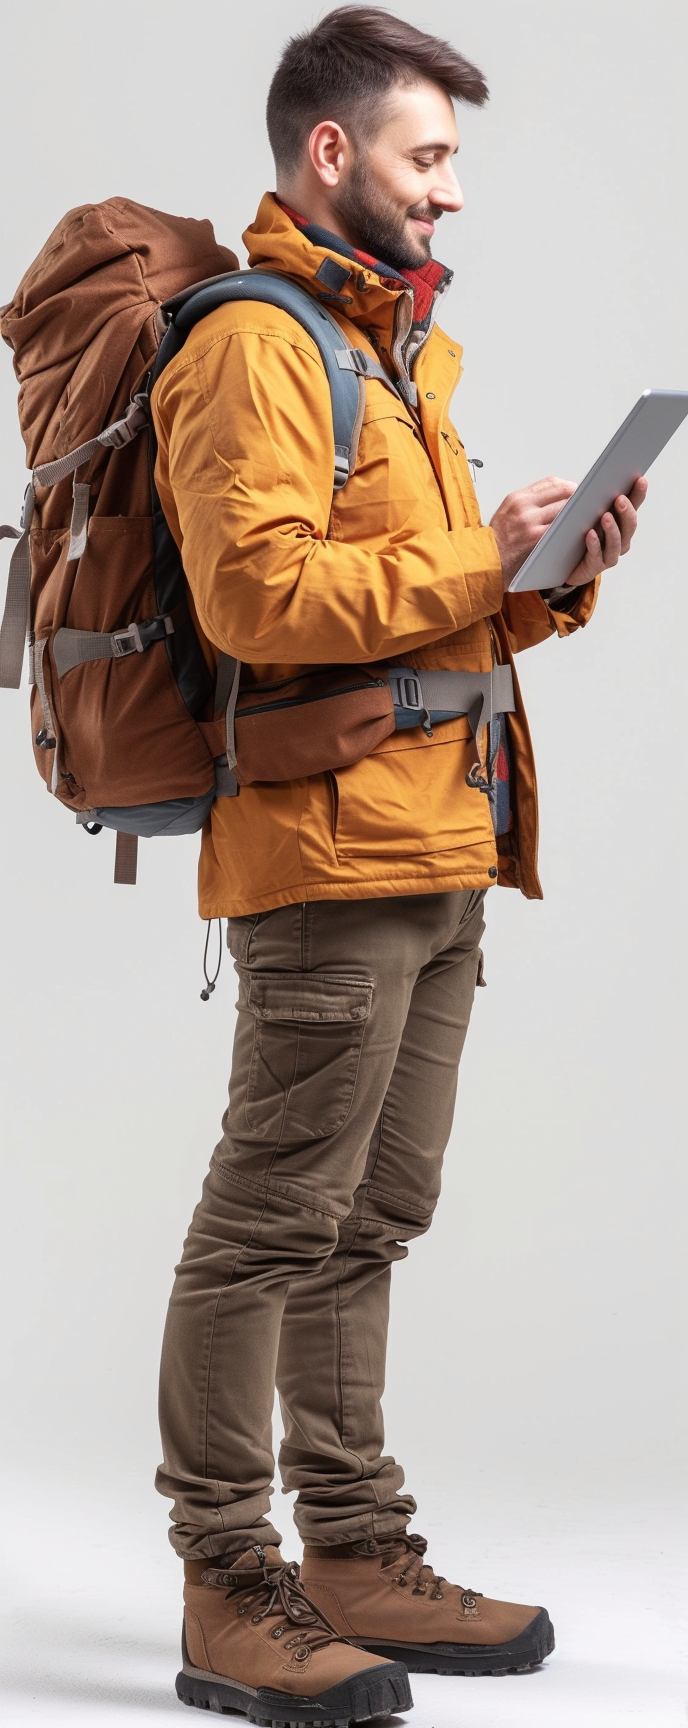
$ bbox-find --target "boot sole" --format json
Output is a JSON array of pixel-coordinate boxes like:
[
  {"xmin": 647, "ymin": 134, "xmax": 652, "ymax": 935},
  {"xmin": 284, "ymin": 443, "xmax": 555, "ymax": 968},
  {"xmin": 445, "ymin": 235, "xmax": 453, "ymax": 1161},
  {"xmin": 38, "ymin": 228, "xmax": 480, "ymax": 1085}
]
[
  {"xmin": 175, "ymin": 1656, "xmax": 413, "ymax": 1724},
  {"xmin": 352, "ymin": 1606, "xmax": 555, "ymax": 1676}
]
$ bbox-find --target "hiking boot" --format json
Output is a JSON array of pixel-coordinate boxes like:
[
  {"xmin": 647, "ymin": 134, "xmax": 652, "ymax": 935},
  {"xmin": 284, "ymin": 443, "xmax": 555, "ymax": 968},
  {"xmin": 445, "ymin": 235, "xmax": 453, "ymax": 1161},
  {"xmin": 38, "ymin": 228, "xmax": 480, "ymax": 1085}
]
[
  {"xmin": 177, "ymin": 1542, "xmax": 413, "ymax": 1724},
  {"xmin": 300, "ymin": 1533, "xmax": 555, "ymax": 1677}
]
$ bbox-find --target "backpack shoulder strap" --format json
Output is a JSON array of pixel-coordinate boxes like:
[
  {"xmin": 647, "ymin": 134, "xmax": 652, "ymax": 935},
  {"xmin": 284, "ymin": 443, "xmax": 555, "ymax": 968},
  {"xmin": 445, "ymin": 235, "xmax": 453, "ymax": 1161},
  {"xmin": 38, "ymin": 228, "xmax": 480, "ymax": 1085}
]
[
  {"xmin": 0, "ymin": 272, "xmax": 402, "ymax": 689},
  {"xmin": 151, "ymin": 270, "xmax": 402, "ymax": 494}
]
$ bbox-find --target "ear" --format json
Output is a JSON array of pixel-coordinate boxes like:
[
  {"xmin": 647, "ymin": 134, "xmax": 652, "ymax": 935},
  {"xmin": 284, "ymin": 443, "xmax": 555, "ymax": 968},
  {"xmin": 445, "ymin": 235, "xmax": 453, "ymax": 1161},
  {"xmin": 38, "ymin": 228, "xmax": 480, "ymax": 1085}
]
[{"xmin": 308, "ymin": 120, "xmax": 351, "ymax": 188}]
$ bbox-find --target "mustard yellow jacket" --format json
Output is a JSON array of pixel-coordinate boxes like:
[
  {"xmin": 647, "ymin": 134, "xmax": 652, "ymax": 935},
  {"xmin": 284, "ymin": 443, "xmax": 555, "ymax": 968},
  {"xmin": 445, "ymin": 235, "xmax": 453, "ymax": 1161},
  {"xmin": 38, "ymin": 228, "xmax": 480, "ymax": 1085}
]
[{"xmin": 153, "ymin": 194, "xmax": 597, "ymax": 917}]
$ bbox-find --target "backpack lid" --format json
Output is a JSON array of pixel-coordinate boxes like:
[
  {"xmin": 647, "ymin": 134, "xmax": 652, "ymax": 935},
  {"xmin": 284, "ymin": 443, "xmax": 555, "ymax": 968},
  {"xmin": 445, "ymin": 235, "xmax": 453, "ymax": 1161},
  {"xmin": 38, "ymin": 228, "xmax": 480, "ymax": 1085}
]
[{"xmin": 1, "ymin": 197, "xmax": 238, "ymax": 471}]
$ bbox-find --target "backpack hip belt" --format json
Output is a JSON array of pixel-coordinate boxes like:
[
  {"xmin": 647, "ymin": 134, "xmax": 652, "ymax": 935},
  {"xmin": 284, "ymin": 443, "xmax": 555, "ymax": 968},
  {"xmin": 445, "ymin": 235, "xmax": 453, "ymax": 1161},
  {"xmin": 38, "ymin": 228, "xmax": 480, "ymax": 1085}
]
[{"xmin": 204, "ymin": 657, "xmax": 515, "ymax": 796}]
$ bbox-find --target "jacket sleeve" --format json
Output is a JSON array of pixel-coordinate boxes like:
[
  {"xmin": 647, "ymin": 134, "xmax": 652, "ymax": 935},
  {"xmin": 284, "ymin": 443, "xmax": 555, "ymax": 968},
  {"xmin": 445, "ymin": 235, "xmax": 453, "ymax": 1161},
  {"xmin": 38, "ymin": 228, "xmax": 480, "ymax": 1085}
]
[
  {"xmin": 153, "ymin": 326, "xmax": 504, "ymax": 665},
  {"xmin": 499, "ymin": 574, "xmax": 599, "ymax": 654}
]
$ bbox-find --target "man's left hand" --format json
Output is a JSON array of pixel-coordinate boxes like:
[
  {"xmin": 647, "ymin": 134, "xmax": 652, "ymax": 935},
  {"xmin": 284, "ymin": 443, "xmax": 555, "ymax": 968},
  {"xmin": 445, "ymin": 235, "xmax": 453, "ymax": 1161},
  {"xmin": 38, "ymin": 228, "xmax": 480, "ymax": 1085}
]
[{"xmin": 565, "ymin": 476, "xmax": 648, "ymax": 584}]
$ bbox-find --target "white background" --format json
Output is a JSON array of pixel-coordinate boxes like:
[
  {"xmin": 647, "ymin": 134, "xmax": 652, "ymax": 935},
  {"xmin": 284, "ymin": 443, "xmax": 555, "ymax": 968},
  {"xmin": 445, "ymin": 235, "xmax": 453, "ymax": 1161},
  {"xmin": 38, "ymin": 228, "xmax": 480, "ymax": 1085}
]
[{"xmin": 1, "ymin": 2, "xmax": 687, "ymax": 1724}]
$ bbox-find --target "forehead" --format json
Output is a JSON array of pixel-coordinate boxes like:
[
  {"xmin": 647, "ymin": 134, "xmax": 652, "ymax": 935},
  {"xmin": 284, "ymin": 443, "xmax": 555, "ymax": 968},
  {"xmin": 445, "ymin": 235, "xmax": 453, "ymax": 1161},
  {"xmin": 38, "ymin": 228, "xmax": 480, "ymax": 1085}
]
[{"xmin": 377, "ymin": 80, "xmax": 459, "ymax": 151}]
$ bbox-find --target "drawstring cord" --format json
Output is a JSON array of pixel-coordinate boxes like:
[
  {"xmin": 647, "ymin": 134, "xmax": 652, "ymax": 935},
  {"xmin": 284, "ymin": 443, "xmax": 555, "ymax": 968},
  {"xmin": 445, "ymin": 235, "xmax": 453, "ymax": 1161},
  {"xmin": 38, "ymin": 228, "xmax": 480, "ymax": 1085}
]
[{"xmin": 200, "ymin": 918, "xmax": 223, "ymax": 1002}]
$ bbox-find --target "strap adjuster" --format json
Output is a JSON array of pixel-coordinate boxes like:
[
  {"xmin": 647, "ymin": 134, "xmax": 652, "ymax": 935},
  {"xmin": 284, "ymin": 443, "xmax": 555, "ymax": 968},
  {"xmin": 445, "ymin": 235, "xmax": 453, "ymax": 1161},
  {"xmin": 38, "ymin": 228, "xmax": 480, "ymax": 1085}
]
[
  {"xmin": 333, "ymin": 446, "xmax": 350, "ymax": 490},
  {"xmin": 111, "ymin": 623, "xmax": 144, "ymax": 657},
  {"xmin": 390, "ymin": 671, "xmax": 422, "ymax": 710},
  {"xmin": 111, "ymin": 614, "xmax": 175, "ymax": 657}
]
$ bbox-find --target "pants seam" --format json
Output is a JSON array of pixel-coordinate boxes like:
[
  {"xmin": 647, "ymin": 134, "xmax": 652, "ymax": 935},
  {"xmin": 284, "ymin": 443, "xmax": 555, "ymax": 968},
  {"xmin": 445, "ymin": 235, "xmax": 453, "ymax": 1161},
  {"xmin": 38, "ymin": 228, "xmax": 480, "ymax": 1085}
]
[
  {"xmin": 334, "ymin": 1216, "xmax": 372, "ymax": 1488},
  {"xmin": 203, "ymin": 1022, "xmax": 300, "ymax": 1484}
]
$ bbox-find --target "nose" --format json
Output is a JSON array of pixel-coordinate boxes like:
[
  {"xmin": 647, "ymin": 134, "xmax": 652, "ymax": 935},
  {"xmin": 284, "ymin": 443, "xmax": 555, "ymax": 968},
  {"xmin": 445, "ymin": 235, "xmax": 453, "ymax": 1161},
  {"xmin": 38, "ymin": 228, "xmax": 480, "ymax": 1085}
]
[{"xmin": 432, "ymin": 164, "xmax": 464, "ymax": 214}]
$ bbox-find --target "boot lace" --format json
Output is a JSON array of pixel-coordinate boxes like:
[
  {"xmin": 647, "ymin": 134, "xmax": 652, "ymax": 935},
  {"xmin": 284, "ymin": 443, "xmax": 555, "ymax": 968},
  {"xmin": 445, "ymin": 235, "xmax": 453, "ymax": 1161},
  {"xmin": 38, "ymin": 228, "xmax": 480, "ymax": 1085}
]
[
  {"xmin": 203, "ymin": 1545, "xmax": 345, "ymax": 1661},
  {"xmin": 356, "ymin": 1531, "xmax": 484, "ymax": 1604}
]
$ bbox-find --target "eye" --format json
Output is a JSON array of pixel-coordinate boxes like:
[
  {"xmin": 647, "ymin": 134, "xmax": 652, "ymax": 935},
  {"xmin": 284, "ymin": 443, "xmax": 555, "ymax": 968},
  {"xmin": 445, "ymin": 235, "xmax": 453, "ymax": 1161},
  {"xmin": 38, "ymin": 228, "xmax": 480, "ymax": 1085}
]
[{"xmin": 413, "ymin": 157, "xmax": 435, "ymax": 171}]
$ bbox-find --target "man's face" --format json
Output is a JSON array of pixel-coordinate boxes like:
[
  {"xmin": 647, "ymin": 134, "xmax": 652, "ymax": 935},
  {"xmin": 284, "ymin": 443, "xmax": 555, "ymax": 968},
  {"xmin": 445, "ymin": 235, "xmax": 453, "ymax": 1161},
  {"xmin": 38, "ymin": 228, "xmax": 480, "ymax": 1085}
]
[{"xmin": 332, "ymin": 80, "xmax": 463, "ymax": 272}]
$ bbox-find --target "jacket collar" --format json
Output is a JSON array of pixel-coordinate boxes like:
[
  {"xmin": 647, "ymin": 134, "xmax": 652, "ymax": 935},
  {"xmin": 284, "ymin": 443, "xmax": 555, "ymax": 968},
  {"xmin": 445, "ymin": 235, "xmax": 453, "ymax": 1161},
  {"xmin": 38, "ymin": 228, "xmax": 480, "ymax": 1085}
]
[
  {"xmin": 243, "ymin": 194, "xmax": 453, "ymax": 390},
  {"xmin": 276, "ymin": 200, "xmax": 451, "ymax": 327}
]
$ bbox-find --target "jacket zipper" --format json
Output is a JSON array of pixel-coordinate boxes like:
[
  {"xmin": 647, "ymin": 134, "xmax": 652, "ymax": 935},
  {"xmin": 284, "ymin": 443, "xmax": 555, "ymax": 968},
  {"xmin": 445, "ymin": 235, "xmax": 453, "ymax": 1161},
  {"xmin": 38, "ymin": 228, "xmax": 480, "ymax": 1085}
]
[{"xmin": 236, "ymin": 678, "xmax": 386, "ymax": 719}]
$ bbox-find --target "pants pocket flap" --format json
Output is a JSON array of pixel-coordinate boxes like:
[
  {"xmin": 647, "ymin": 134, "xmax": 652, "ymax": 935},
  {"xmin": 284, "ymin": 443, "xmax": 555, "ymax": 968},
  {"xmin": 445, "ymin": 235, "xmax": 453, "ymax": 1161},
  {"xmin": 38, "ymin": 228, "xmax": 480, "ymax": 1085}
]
[{"xmin": 246, "ymin": 972, "xmax": 372, "ymax": 1024}]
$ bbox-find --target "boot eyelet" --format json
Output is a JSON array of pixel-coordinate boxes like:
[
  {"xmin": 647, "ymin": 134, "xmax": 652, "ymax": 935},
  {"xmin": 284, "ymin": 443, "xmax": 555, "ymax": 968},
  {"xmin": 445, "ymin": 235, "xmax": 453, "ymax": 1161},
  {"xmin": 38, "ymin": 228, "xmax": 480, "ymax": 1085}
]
[
  {"xmin": 251, "ymin": 1614, "xmax": 262, "ymax": 1623},
  {"xmin": 294, "ymin": 1648, "xmax": 309, "ymax": 1663},
  {"xmin": 433, "ymin": 1591, "xmax": 444, "ymax": 1601},
  {"xmin": 271, "ymin": 1627, "xmax": 284, "ymax": 1638},
  {"xmin": 237, "ymin": 1606, "xmax": 245, "ymax": 1615}
]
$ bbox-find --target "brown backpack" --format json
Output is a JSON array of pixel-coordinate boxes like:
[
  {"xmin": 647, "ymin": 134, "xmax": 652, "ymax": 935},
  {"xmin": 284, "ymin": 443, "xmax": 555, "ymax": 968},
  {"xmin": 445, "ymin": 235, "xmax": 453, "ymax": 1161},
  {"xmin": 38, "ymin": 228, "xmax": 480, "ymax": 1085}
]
[
  {"xmin": 0, "ymin": 197, "xmax": 401, "ymax": 884},
  {"xmin": 0, "ymin": 198, "xmax": 239, "ymax": 881}
]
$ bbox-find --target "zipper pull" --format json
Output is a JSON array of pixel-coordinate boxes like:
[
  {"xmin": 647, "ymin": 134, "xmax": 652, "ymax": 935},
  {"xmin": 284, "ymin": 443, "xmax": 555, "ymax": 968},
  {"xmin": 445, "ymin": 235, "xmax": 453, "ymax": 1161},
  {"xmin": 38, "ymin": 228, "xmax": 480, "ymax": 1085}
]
[{"xmin": 467, "ymin": 457, "xmax": 484, "ymax": 482}]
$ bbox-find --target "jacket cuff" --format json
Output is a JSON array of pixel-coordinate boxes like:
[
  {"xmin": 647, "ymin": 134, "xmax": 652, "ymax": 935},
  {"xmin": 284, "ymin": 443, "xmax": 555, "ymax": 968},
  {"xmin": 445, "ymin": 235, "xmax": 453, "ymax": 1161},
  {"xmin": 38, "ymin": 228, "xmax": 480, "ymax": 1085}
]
[{"xmin": 545, "ymin": 574, "xmax": 600, "ymax": 635}]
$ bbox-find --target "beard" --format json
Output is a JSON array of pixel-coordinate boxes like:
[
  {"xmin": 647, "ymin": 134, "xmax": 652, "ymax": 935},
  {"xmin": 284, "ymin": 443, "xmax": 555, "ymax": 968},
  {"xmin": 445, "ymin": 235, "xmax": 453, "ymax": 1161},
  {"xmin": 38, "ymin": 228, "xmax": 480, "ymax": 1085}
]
[{"xmin": 332, "ymin": 156, "xmax": 442, "ymax": 273}]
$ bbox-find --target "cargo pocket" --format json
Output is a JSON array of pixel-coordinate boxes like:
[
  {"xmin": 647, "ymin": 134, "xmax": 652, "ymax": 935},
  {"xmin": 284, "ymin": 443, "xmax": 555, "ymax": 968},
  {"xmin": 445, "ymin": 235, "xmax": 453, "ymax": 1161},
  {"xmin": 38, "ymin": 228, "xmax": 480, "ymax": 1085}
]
[{"xmin": 242, "ymin": 972, "xmax": 373, "ymax": 1143}]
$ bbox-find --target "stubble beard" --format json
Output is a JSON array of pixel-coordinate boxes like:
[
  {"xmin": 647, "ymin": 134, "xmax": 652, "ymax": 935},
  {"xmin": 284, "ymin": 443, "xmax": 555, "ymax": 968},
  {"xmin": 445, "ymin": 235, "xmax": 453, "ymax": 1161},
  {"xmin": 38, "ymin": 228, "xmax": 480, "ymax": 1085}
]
[{"xmin": 332, "ymin": 156, "xmax": 440, "ymax": 274}]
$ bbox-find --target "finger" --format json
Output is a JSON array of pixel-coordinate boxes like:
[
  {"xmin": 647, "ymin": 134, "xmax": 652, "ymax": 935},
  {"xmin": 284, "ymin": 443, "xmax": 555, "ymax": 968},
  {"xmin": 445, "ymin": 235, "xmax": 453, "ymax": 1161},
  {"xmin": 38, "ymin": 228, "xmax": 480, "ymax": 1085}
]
[
  {"xmin": 532, "ymin": 499, "xmax": 575, "ymax": 527},
  {"xmin": 599, "ymin": 511, "xmax": 621, "ymax": 568},
  {"xmin": 613, "ymin": 494, "xmax": 638, "ymax": 554},
  {"xmin": 565, "ymin": 528, "xmax": 601, "ymax": 585},
  {"xmin": 528, "ymin": 476, "xmax": 577, "ymax": 503},
  {"xmin": 627, "ymin": 475, "xmax": 648, "ymax": 509}
]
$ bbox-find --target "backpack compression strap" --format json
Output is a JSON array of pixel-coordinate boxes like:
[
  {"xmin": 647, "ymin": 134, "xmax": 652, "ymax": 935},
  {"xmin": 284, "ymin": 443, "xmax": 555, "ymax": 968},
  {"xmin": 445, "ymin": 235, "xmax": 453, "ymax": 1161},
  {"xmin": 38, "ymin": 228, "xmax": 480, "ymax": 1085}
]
[{"xmin": 0, "ymin": 397, "xmax": 149, "ymax": 690}]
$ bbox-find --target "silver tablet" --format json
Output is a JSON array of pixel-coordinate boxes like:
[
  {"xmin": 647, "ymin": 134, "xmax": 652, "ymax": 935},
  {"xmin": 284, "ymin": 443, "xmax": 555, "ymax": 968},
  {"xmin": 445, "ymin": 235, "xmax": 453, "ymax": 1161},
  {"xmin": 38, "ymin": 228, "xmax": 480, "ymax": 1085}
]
[{"xmin": 508, "ymin": 389, "xmax": 688, "ymax": 593}]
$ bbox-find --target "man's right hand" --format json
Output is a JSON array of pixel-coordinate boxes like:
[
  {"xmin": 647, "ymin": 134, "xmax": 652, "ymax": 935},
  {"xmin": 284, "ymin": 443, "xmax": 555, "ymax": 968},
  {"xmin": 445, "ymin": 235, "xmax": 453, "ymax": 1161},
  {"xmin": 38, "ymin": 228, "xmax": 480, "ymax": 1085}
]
[{"xmin": 490, "ymin": 477, "xmax": 577, "ymax": 590}]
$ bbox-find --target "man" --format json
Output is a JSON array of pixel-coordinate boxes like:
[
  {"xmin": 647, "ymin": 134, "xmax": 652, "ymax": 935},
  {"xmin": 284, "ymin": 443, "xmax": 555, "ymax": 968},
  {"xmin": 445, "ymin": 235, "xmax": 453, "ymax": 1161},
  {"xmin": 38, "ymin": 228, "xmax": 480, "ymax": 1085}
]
[{"xmin": 152, "ymin": 8, "xmax": 645, "ymax": 1721}]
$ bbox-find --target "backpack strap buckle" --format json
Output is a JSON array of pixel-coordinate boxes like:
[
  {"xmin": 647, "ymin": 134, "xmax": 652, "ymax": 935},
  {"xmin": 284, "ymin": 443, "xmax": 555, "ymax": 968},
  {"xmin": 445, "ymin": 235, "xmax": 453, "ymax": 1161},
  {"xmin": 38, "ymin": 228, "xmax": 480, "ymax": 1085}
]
[
  {"xmin": 111, "ymin": 622, "xmax": 144, "ymax": 657},
  {"xmin": 388, "ymin": 670, "xmax": 422, "ymax": 711}
]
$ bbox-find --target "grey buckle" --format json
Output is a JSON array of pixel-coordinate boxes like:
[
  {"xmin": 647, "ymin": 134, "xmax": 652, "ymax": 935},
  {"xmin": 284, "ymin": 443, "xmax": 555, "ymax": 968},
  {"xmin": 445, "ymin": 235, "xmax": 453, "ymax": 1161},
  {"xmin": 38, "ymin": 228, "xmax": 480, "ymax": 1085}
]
[
  {"xmin": 333, "ymin": 446, "xmax": 350, "ymax": 490},
  {"xmin": 20, "ymin": 482, "xmax": 34, "ymax": 530},
  {"xmin": 112, "ymin": 623, "xmax": 144, "ymax": 657},
  {"xmin": 391, "ymin": 671, "xmax": 422, "ymax": 710},
  {"xmin": 105, "ymin": 397, "xmax": 149, "ymax": 450}
]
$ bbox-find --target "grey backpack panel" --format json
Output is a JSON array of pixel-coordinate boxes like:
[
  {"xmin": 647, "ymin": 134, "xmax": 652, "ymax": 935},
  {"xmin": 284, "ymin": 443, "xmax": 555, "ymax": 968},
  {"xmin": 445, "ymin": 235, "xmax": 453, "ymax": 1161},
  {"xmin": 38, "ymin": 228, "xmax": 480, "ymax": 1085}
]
[{"xmin": 83, "ymin": 792, "xmax": 216, "ymax": 838}]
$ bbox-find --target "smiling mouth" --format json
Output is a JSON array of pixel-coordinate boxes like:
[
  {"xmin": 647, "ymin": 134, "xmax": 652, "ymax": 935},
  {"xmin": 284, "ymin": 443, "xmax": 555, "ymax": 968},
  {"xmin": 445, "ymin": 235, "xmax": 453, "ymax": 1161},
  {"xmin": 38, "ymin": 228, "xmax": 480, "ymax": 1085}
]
[{"xmin": 410, "ymin": 215, "xmax": 435, "ymax": 234}]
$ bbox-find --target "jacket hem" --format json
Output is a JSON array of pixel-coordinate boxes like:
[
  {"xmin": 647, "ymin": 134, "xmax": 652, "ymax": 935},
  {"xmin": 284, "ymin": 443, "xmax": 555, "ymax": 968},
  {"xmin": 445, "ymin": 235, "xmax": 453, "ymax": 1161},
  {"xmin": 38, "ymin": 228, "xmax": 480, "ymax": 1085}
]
[{"xmin": 200, "ymin": 863, "xmax": 500, "ymax": 920}]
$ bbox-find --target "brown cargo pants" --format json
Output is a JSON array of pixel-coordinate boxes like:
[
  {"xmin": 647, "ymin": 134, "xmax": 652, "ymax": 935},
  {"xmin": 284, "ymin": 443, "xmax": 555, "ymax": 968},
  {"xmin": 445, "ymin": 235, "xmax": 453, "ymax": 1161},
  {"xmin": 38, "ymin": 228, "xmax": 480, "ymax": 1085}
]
[{"xmin": 156, "ymin": 890, "xmax": 486, "ymax": 1558}]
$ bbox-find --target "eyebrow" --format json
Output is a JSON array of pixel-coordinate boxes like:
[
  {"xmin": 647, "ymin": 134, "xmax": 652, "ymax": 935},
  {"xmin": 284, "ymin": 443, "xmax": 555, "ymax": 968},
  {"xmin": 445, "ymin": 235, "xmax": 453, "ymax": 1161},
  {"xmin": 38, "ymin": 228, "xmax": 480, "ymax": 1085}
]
[{"xmin": 409, "ymin": 142, "xmax": 459, "ymax": 155}]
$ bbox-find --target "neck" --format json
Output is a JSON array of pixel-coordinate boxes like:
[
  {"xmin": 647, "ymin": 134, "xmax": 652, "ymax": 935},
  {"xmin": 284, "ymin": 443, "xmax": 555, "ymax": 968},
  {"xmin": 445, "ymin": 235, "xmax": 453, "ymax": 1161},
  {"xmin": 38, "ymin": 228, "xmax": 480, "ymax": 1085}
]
[{"xmin": 276, "ymin": 183, "xmax": 359, "ymax": 253}]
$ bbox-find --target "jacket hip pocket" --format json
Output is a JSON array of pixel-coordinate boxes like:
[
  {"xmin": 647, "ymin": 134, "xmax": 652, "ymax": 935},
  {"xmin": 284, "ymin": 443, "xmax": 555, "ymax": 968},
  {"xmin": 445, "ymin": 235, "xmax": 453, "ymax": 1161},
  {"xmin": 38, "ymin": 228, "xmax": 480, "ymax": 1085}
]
[{"xmin": 241, "ymin": 971, "xmax": 373, "ymax": 1143}]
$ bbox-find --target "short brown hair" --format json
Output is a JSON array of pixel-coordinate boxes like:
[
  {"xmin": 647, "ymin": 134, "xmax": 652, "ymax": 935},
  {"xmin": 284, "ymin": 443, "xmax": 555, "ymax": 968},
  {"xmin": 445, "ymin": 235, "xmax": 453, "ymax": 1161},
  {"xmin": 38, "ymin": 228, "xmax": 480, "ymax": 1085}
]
[{"xmin": 267, "ymin": 6, "xmax": 489, "ymax": 174}]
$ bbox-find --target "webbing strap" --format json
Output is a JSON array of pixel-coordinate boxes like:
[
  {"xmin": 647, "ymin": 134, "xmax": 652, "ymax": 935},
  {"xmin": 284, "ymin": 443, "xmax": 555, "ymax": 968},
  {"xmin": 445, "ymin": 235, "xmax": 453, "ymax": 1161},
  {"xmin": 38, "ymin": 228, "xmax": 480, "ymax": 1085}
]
[
  {"xmin": 214, "ymin": 651, "xmax": 238, "ymax": 716},
  {"xmin": 224, "ymin": 656, "xmax": 242, "ymax": 772},
  {"xmin": 114, "ymin": 832, "xmax": 138, "ymax": 885},
  {"xmin": 388, "ymin": 663, "xmax": 516, "ymax": 740},
  {"xmin": 32, "ymin": 396, "xmax": 149, "ymax": 489},
  {"xmin": 67, "ymin": 481, "xmax": 91, "ymax": 562},
  {"xmin": 0, "ymin": 397, "xmax": 148, "ymax": 689},
  {"xmin": 53, "ymin": 609, "xmax": 179, "ymax": 678},
  {"xmin": 0, "ymin": 486, "xmax": 35, "ymax": 688},
  {"xmin": 32, "ymin": 636, "xmax": 60, "ymax": 792},
  {"xmin": 214, "ymin": 756, "xmax": 239, "ymax": 798},
  {"xmin": 335, "ymin": 349, "xmax": 401, "ymax": 397}
]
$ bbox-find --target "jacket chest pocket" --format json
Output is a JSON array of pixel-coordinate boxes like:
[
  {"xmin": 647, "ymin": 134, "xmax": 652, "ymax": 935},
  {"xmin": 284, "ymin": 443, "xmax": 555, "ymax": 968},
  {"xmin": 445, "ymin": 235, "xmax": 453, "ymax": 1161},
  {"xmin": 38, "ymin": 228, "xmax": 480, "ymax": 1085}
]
[
  {"xmin": 339, "ymin": 405, "xmax": 448, "ymax": 537},
  {"xmin": 241, "ymin": 971, "xmax": 373, "ymax": 1143},
  {"xmin": 440, "ymin": 427, "xmax": 482, "ymax": 528}
]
